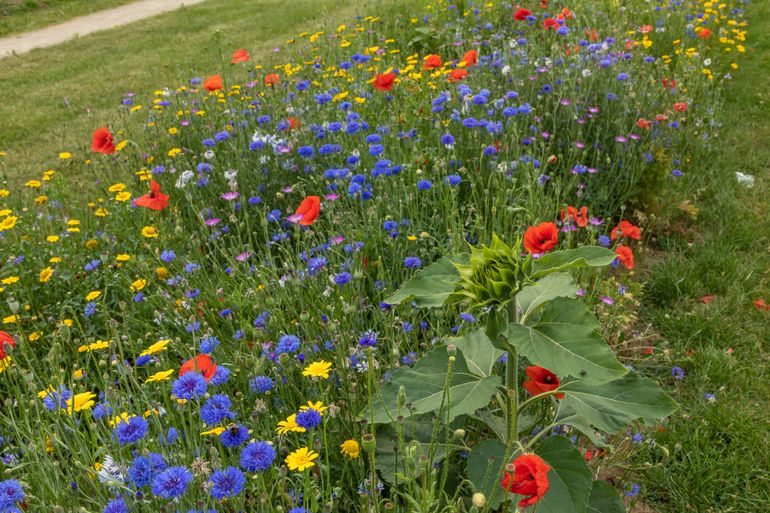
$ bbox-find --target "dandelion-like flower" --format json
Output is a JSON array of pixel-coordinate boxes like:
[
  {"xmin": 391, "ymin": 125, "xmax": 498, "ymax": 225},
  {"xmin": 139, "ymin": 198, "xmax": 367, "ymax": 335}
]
[{"xmin": 285, "ymin": 447, "xmax": 319, "ymax": 472}]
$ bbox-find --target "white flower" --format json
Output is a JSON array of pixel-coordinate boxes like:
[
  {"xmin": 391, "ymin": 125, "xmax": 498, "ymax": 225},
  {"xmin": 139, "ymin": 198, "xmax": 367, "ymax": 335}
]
[
  {"xmin": 735, "ymin": 172, "xmax": 755, "ymax": 188},
  {"xmin": 175, "ymin": 170, "xmax": 194, "ymax": 188}
]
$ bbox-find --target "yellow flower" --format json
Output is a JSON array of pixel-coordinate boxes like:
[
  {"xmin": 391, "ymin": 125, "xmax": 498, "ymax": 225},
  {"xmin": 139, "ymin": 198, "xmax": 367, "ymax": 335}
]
[
  {"xmin": 167, "ymin": 147, "xmax": 182, "ymax": 157},
  {"xmin": 142, "ymin": 226, "xmax": 159, "ymax": 238},
  {"xmin": 276, "ymin": 414, "xmax": 306, "ymax": 434},
  {"xmin": 59, "ymin": 152, "xmax": 72, "ymax": 160},
  {"xmin": 49, "ymin": 257, "xmax": 61, "ymax": 263},
  {"xmin": 115, "ymin": 140, "xmax": 129, "ymax": 152},
  {"xmin": 201, "ymin": 426, "xmax": 226, "ymax": 436},
  {"xmin": 299, "ymin": 400, "xmax": 328, "ymax": 415},
  {"xmin": 86, "ymin": 239, "xmax": 98, "ymax": 249},
  {"xmin": 1, "ymin": 276, "xmax": 19, "ymax": 285},
  {"xmin": 66, "ymin": 391, "xmax": 97, "ymax": 413},
  {"xmin": 145, "ymin": 369, "xmax": 174, "ymax": 383},
  {"xmin": 0, "ymin": 209, "xmax": 11, "ymax": 217},
  {"xmin": 0, "ymin": 189, "xmax": 8, "ymax": 197},
  {"xmin": 85, "ymin": 291, "xmax": 101, "ymax": 301},
  {"xmin": 285, "ymin": 447, "xmax": 319, "ymax": 471},
  {"xmin": 77, "ymin": 340, "xmax": 109, "ymax": 353},
  {"xmin": 46, "ymin": 235, "xmax": 60, "ymax": 243},
  {"xmin": 39, "ymin": 267, "xmax": 54, "ymax": 283},
  {"xmin": 130, "ymin": 279, "xmax": 147, "ymax": 292},
  {"xmin": 0, "ymin": 356, "xmax": 11, "ymax": 374},
  {"xmin": 302, "ymin": 360, "xmax": 332, "ymax": 379},
  {"xmin": 108, "ymin": 183, "xmax": 126, "ymax": 192},
  {"xmin": 156, "ymin": 267, "xmax": 169, "ymax": 280},
  {"xmin": 115, "ymin": 191, "xmax": 131, "ymax": 202},
  {"xmin": 0, "ymin": 216, "xmax": 18, "ymax": 231},
  {"xmin": 67, "ymin": 219, "xmax": 80, "ymax": 226},
  {"xmin": 95, "ymin": 208, "xmax": 108, "ymax": 217},
  {"xmin": 25, "ymin": 179, "xmax": 41, "ymax": 188},
  {"xmin": 29, "ymin": 331, "xmax": 42, "ymax": 341},
  {"xmin": 340, "ymin": 439, "xmax": 361, "ymax": 459},
  {"xmin": 35, "ymin": 195, "xmax": 48, "ymax": 204},
  {"xmin": 72, "ymin": 368, "xmax": 85, "ymax": 380},
  {"xmin": 116, "ymin": 254, "xmax": 131, "ymax": 262},
  {"xmin": 141, "ymin": 339, "xmax": 170, "ymax": 356},
  {"xmin": 2, "ymin": 315, "xmax": 19, "ymax": 324},
  {"xmin": 60, "ymin": 318, "xmax": 73, "ymax": 327}
]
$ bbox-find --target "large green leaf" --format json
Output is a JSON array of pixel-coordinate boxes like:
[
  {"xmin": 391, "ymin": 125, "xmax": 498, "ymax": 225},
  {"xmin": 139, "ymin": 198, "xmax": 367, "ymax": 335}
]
[
  {"xmin": 515, "ymin": 272, "xmax": 579, "ymax": 323},
  {"xmin": 560, "ymin": 372, "xmax": 677, "ymax": 434},
  {"xmin": 363, "ymin": 346, "xmax": 500, "ymax": 424},
  {"xmin": 531, "ymin": 247, "xmax": 617, "ymax": 278},
  {"xmin": 466, "ymin": 439, "xmax": 511, "ymax": 510},
  {"xmin": 554, "ymin": 406, "xmax": 608, "ymax": 448},
  {"xmin": 507, "ymin": 298, "xmax": 627, "ymax": 385},
  {"xmin": 587, "ymin": 481, "xmax": 626, "ymax": 513},
  {"xmin": 384, "ymin": 255, "xmax": 466, "ymax": 308},
  {"xmin": 534, "ymin": 436, "xmax": 593, "ymax": 513},
  {"xmin": 447, "ymin": 328, "xmax": 503, "ymax": 378},
  {"xmin": 485, "ymin": 307, "xmax": 509, "ymax": 349}
]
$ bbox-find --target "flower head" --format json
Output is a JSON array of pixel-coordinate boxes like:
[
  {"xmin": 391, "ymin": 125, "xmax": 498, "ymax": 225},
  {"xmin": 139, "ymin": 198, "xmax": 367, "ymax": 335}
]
[
  {"xmin": 302, "ymin": 360, "xmax": 332, "ymax": 379},
  {"xmin": 285, "ymin": 447, "xmax": 318, "ymax": 472},
  {"xmin": 501, "ymin": 454, "xmax": 551, "ymax": 507}
]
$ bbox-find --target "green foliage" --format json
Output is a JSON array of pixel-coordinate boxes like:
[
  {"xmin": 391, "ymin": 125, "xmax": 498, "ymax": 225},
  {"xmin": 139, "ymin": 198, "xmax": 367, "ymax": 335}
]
[
  {"xmin": 530, "ymin": 247, "xmax": 618, "ymax": 279},
  {"xmin": 587, "ymin": 481, "xmax": 627, "ymax": 513},
  {"xmin": 383, "ymin": 254, "xmax": 466, "ymax": 308},
  {"xmin": 534, "ymin": 437, "xmax": 593, "ymax": 513},
  {"xmin": 466, "ymin": 439, "xmax": 510, "ymax": 510}
]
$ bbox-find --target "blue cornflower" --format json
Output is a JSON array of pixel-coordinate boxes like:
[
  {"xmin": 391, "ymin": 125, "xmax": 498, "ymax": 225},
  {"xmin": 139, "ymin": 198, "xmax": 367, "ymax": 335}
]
[
  {"xmin": 209, "ymin": 467, "xmax": 245, "ymax": 500},
  {"xmin": 416, "ymin": 179, "xmax": 433, "ymax": 191},
  {"xmin": 160, "ymin": 250, "xmax": 176, "ymax": 263},
  {"xmin": 383, "ymin": 220, "xmax": 398, "ymax": 231},
  {"xmin": 249, "ymin": 376, "xmax": 274, "ymax": 394},
  {"xmin": 240, "ymin": 441, "xmax": 276, "ymax": 472},
  {"xmin": 200, "ymin": 335, "xmax": 220, "ymax": 354},
  {"xmin": 84, "ymin": 302, "xmax": 96, "ymax": 318},
  {"xmin": 334, "ymin": 272, "xmax": 351, "ymax": 285},
  {"xmin": 171, "ymin": 373, "xmax": 207, "ymax": 400},
  {"xmin": 671, "ymin": 366, "xmax": 685, "ymax": 381},
  {"xmin": 623, "ymin": 483, "xmax": 641, "ymax": 497},
  {"xmin": 219, "ymin": 424, "xmax": 250, "ymax": 448},
  {"xmin": 404, "ymin": 257, "xmax": 422, "ymax": 269},
  {"xmin": 115, "ymin": 416, "xmax": 148, "ymax": 446},
  {"xmin": 200, "ymin": 394, "xmax": 235, "ymax": 426},
  {"xmin": 103, "ymin": 498, "xmax": 128, "ymax": 513},
  {"xmin": 129, "ymin": 456, "xmax": 156, "ymax": 487},
  {"xmin": 598, "ymin": 235, "xmax": 611, "ymax": 247},
  {"xmin": 41, "ymin": 385, "xmax": 70, "ymax": 411},
  {"xmin": 295, "ymin": 409, "xmax": 322, "ymax": 430},
  {"xmin": 209, "ymin": 366, "xmax": 231, "ymax": 386},
  {"xmin": 460, "ymin": 312, "xmax": 476, "ymax": 323},
  {"xmin": 0, "ymin": 479, "xmax": 24, "ymax": 513},
  {"xmin": 440, "ymin": 133, "xmax": 455, "ymax": 146},
  {"xmin": 358, "ymin": 331, "xmax": 378, "ymax": 347},
  {"xmin": 152, "ymin": 466, "xmax": 193, "ymax": 499},
  {"xmin": 276, "ymin": 335, "xmax": 300, "ymax": 354},
  {"xmin": 444, "ymin": 174, "xmax": 462, "ymax": 186}
]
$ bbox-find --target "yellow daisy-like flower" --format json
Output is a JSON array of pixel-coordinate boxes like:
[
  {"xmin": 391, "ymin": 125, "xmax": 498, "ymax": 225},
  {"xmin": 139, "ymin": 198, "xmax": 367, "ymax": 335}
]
[
  {"xmin": 0, "ymin": 356, "xmax": 11, "ymax": 374},
  {"xmin": 1, "ymin": 276, "xmax": 19, "ymax": 285},
  {"xmin": 85, "ymin": 291, "xmax": 101, "ymax": 301},
  {"xmin": 299, "ymin": 400, "xmax": 328, "ymax": 415},
  {"xmin": 285, "ymin": 447, "xmax": 319, "ymax": 471},
  {"xmin": 95, "ymin": 208, "xmax": 108, "ymax": 217},
  {"xmin": 145, "ymin": 369, "xmax": 174, "ymax": 383},
  {"xmin": 39, "ymin": 266, "xmax": 54, "ymax": 283},
  {"xmin": 25, "ymin": 179, "xmax": 41, "ymax": 188},
  {"xmin": 29, "ymin": 331, "xmax": 42, "ymax": 342},
  {"xmin": 140, "ymin": 339, "xmax": 170, "ymax": 356},
  {"xmin": 340, "ymin": 439, "xmax": 361, "ymax": 459},
  {"xmin": 156, "ymin": 267, "xmax": 169, "ymax": 280},
  {"xmin": 130, "ymin": 279, "xmax": 147, "ymax": 292},
  {"xmin": 66, "ymin": 391, "xmax": 96, "ymax": 413},
  {"xmin": 49, "ymin": 257, "xmax": 62, "ymax": 263},
  {"xmin": 276, "ymin": 414, "xmax": 306, "ymax": 435},
  {"xmin": 77, "ymin": 340, "xmax": 109, "ymax": 353},
  {"xmin": 0, "ymin": 216, "xmax": 18, "ymax": 231},
  {"xmin": 35, "ymin": 195, "xmax": 48, "ymax": 205},
  {"xmin": 116, "ymin": 254, "xmax": 131, "ymax": 262},
  {"xmin": 58, "ymin": 152, "xmax": 72, "ymax": 160},
  {"xmin": 108, "ymin": 183, "xmax": 126, "ymax": 192},
  {"xmin": 302, "ymin": 360, "xmax": 332, "ymax": 379},
  {"xmin": 142, "ymin": 226, "xmax": 159, "ymax": 238},
  {"xmin": 115, "ymin": 191, "xmax": 131, "ymax": 202},
  {"xmin": 2, "ymin": 315, "xmax": 19, "ymax": 324},
  {"xmin": 72, "ymin": 368, "xmax": 85, "ymax": 381},
  {"xmin": 85, "ymin": 239, "xmax": 98, "ymax": 249},
  {"xmin": 46, "ymin": 235, "xmax": 60, "ymax": 243},
  {"xmin": 201, "ymin": 426, "xmax": 226, "ymax": 436}
]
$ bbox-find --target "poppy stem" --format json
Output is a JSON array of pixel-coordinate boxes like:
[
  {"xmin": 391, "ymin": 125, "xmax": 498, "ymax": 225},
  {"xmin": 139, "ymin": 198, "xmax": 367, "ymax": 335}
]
[{"xmin": 517, "ymin": 389, "xmax": 562, "ymax": 415}]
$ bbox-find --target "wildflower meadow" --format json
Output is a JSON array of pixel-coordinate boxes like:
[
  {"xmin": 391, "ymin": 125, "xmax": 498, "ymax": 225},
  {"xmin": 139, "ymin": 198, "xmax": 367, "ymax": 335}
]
[{"xmin": 0, "ymin": 0, "xmax": 756, "ymax": 512}]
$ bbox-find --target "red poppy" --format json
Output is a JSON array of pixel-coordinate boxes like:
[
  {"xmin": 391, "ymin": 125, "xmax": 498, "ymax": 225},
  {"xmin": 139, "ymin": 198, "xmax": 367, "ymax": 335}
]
[
  {"xmin": 673, "ymin": 102, "xmax": 688, "ymax": 112},
  {"xmin": 523, "ymin": 222, "xmax": 559, "ymax": 255},
  {"xmin": 543, "ymin": 17, "xmax": 559, "ymax": 30},
  {"xmin": 461, "ymin": 49, "xmax": 477, "ymax": 67},
  {"xmin": 134, "ymin": 180, "xmax": 169, "ymax": 211},
  {"xmin": 230, "ymin": 48, "xmax": 250, "ymax": 64},
  {"xmin": 91, "ymin": 127, "xmax": 116, "ymax": 154},
  {"xmin": 501, "ymin": 454, "xmax": 551, "ymax": 507},
  {"xmin": 615, "ymin": 245, "xmax": 634, "ymax": 270},
  {"xmin": 753, "ymin": 298, "xmax": 770, "ymax": 311},
  {"xmin": 287, "ymin": 117, "xmax": 301, "ymax": 130},
  {"xmin": 556, "ymin": 8, "xmax": 572, "ymax": 20},
  {"xmin": 640, "ymin": 24, "xmax": 653, "ymax": 34},
  {"xmin": 288, "ymin": 196, "xmax": 321, "ymax": 225},
  {"xmin": 203, "ymin": 74, "xmax": 223, "ymax": 92},
  {"xmin": 0, "ymin": 331, "xmax": 15, "ymax": 360},
  {"xmin": 423, "ymin": 54, "xmax": 443, "ymax": 70},
  {"xmin": 449, "ymin": 69, "xmax": 469, "ymax": 81},
  {"xmin": 663, "ymin": 78, "xmax": 677, "ymax": 90},
  {"xmin": 698, "ymin": 28, "xmax": 711, "ymax": 39},
  {"xmin": 373, "ymin": 72, "xmax": 396, "ymax": 92},
  {"xmin": 636, "ymin": 118, "xmax": 652, "ymax": 130},
  {"xmin": 560, "ymin": 205, "xmax": 589, "ymax": 228},
  {"xmin": 610, "ymin": 220, "xmax": 641, "ymax": 240},
  {"xmin": 179, "ymin": 354, "xmax": 217, "ymax": 382},
  {"xmin": 265, "ymin": 73, "xmax": 280, "ymax": 86},
  {"xmin": 586, "ymin": 28, "xmax": 600, "ymax": 42},
  {"xmin": 514, "ymin": 8, "xmax": 532, "ymax": 20},
  {"xmin": 523, "ymin": 366, "xmax": 564, "ymax": 399}
]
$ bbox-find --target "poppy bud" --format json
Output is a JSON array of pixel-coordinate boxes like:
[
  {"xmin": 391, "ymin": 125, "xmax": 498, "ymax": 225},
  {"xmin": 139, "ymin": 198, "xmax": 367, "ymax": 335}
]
[
  {"xmin": 362, "ymin": 434, "xmax": 376, "ymax": 453},
  {"xmin": 447, "ymin": 344, "xmax": 457, "ymax": 356},
  {"xmin": 452, "ymin": 429, "xmax": 466, "ymax": 440},
  {"xmin": 547, "ymin": 155, "xmax": 558, "ymax": 164},
  {"xmin": 472, "ymin": 492, "xmax": 486, "ymax": 508},
  {"xmin": 397, "ymin": 385, "xmax": 407, "ymax": 409}
]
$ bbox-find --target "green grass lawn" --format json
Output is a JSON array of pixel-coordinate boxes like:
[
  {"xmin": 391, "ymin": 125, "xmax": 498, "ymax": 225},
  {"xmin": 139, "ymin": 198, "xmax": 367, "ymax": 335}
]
[
  {"xmin": 0, "ymin": 0, "xmax": 135, "ymax": 37},
  {"xmin": 634, "ymin": 1, "xmax": 770, "ymax": 510},
  {"xmin": 0, "ymin": 0, "xmax": 392, "ymax": 187}
]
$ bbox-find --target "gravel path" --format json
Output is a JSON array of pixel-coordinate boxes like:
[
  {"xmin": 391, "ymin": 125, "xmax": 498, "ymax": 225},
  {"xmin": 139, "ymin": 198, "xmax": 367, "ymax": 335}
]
[{"xmin": 0, "ymin": 0, "xmax": 206, "ymax": 58}]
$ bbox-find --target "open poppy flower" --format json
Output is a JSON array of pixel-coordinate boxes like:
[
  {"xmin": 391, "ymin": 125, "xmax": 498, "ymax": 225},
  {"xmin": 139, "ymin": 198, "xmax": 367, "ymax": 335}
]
[
  {"xmin": 91, "ymin": 127, "xmax": 116, "ymax": 154},
  {"xmin": 543, "ymin": 17, "xmax": 559, "ymax": 29},
  {"xmin": 423, "ymin": 54, "xmax": 443, "ymax": 70},
  {"xmin": 514, "ymin": 8, "xmax": 532, "ymax": 20},
  {"xmin": 230, "ymin": 48, "xmax": 250, "ymax": 64},
  {"xmin": 501, "ymin": 454, "xmax": 551, "ymax": 507},
  {"xmin": 179, "ymin": 354, "xmax": 217, "ymax": 382},
  {"xmin": 288, "ymin": 196, "xmax": 321, "ymax": 225},
  {"xmin": 610, "ymin": 220, "xmax": 641, "ymax": 240},
  {"xmin": 561, "ymin": 205, "xmax": 589, "ymax": 228},
  {"xmin": 265, "ymin": 73, "xmax": 280, "ymax": 86},
  {"xmin": 134, "ymin": 180, "xmax": 169, "ymax": 211},
  {"xmin": 449, "ymin": 69, "xmax": 468, "ymax": 81},
  {"xmin": 523, "ymin": 222, "xmax": 559, "ymax": 255},
  {"xmin": 523, "ymin": 366, "xmax": 564, "ymax": 399},
  {"xmin": 615, "ymin": 245, "xmax": 635, "ymax": 270},
  {"xmin": 373, "ymin": 72, "xmax": 396, "ymax": 92},
  {"xmin": 0, "ymin": 331, "xmax": 15, "ymax": 360},
  {"xmin": 461, "ymin": 49, "xmax": 477, "ymax": 67},
  {"xmin": 203, "ymin": 74, "xmax": 223, "ymax": 92}
]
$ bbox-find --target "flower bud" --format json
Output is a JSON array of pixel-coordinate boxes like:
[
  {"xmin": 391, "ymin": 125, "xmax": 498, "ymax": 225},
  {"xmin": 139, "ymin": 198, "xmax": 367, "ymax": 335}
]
[
  {"xmin": 362, "ymin": 434, "xmax": 376, "ymax": 453},
  {"xmin": 397, "ymin": 386, "xmax": 407, "ymax": 409},
  {"xmin": 452, "ymin": 429, "xmax": 466, "ymax": 441},
  {"xmin": 472, "ymin": 492, "xmax": 486, "ymax": 508},
  {"xmin": 446, "ymin": 344, "xmax": 457, "ymax": 356}
]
